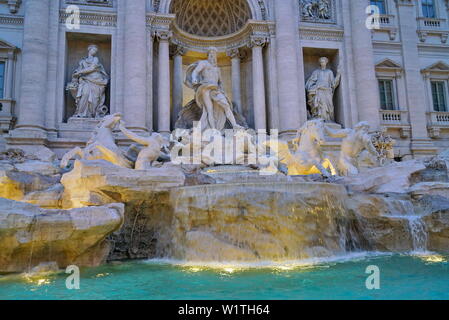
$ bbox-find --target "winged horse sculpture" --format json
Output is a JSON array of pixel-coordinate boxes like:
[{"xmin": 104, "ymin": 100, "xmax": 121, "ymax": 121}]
[{"xmin": 265, "ymin": 119, "xmax": 336, "ymax": 177}]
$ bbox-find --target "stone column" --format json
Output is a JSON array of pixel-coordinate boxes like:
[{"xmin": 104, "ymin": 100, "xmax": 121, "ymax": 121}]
[
  {"xmin": 155, "ymin": 30, "xmax": 172, "ymax": 134},
  {"xmin": 395, "ymin": 0, "xmax": 435, "ymax": 156},
  {"xmin": 123, "ymin": 0, "xmax": 147, "ymax": 131},
  {"xmin": 250, "ymin": 36, "xmax": 268, "ymax": 132},
  {"xmin": 172, "ymin": 46, "xmax": 186, "ymax": 126},
  {"xmin": 4, "ymin": 52, "xmax": 14, "ymax": 100},
  {"xmin": 274, "ymin": 0, "xmax": 307, "ymax": 136},
  {"xmin": 227, "ymin": 49, "xmax": 243, "ymax": 114},
  {"xmin": 349, "ymin": 0, "xmax": 381, "ymax": 130},
  {"xmin": 15, "ymin": 0, "xmax": 50, "ymax": 133}
]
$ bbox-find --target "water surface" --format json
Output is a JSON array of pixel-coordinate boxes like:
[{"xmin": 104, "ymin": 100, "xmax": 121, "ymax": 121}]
[{"xmin": 1, "ymin": 253, "xmax": 448, "ymax": 300}]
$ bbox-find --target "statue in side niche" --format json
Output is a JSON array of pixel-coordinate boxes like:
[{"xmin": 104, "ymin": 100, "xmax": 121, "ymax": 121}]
[
  {"xmin": 305, "ymin": 57, "xmax": 341, "ymax": 122},
  {"xmin": 184, "ymin": 47, "xmax": 244, "ymax": 132},
  {"xmin": 60, "ymin": 113, "xmax": 133, "ymax": 169},
  {"xmin": 118, "ymin": 121, "xmax": 168, "ymax": 170},
  {"xmin": 66, "ymin": 44, "xmax": 109, "ymax": 118}
]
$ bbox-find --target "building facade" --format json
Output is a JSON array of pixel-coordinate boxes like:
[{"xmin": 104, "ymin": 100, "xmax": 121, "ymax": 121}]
[{"xmin": 0, "ymin": 0, "xmax": 448, "ymax": 159}]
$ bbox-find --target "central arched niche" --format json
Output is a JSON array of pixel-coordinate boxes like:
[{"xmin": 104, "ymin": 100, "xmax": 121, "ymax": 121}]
[{"xmin": 169, "ymin": 0, "xmax": 252, "ymax": 37}]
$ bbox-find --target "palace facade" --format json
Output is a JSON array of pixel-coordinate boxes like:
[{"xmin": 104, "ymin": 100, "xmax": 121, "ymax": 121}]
[{"xmin": 0, "ymin": 0, "xmax": 448, "ymax": 159}]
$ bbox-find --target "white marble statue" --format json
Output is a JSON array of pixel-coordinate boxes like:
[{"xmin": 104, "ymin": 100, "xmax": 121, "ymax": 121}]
[
  {"xmin": 327, "ymin": 122, "xmax": 380, "ymax": 176},
  {"xmin": 265, "ymin": 119, "xmax": 336, "ymax": 177},
  {"xmin": 118, "ymin": 121, "xmax": 167, "ymax": 170},
  {"xmin": 60, "ymin": 113, "xmax": 133, "ymax": 169},
  {"xmin": 305, "ymin": 57, "xmax": 341, "ymax": 122},
  {"xmin": 184, "ymin": 47, "xmax": 244, "ymax": 132},
  {"xmin": 66, "ymin": 44, "xmax": 109, "ymax": 118}
]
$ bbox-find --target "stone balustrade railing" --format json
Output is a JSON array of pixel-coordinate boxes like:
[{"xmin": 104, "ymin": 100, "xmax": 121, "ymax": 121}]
[
  {"xmin": 417, "ymin": 17, "xmax": 447, "ymax": 30},
  {"xmin": 377, "ymin": 14, "xmax": 395, "ymax": 26},
  {"xmin": 428, "ymin": 111, "xmax": 449, "ymax": 126},
  {"xmin": 380, "ymin": 110, "xmax": 409, "ymax": 126}
]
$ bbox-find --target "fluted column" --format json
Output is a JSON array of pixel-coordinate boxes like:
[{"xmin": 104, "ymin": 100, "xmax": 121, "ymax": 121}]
[
  {"xmin": 251, "ymin": 36, "xmax": 268, "ymax": 132},
  {"xmin": 172, "ymin": 46, "xmax": 186, "ymax": 126},
  {"xmin": 274, "ymin": 0, "xmax": 307, "ymax": 135},
  {"xmin": 123, "ymin": 0, "xmax": 147, "ymax": 131},
  {"xmin": 15, "ymin": 0, "xmax": 50, "ymax": 132},
  {"xmin": 350, "ymin": 0, "xmax": 381, "ymax": 130},
  {"xmin": 155, "ymin": 30, "xmax": 172, "ymax": 134},
  {"xmin": 227, "ymin": 49, "xmax": 242, "ymax": 114}
]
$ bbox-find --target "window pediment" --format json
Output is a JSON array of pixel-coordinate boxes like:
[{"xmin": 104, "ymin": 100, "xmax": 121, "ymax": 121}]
[
  {"xmin": 375, "ymin": 58, "xmax": 403, "ymax": 77},
  {"xmin": 422, "ymin": 61, "xmax": 449, "ymax": 78}
]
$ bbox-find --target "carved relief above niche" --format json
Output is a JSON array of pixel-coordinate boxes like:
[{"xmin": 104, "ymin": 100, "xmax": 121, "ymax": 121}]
[
  {"xmin": 299, "ymin": 0, "xmax": 336, "ymax": 24},
  {"xmin": 0, "ymin": 0, "xmax": 21, "ymax": 14},
  {"xmin": 65, "ymin": 0, "xmax": 113, "ymax": 7}
]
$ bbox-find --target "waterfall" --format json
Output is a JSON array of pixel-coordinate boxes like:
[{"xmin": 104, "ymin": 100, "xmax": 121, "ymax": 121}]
[
  {"xmin": 383, "ymin": 198, "xmax": 429, "ymax": 253},
  {"xmin": 407, "ymin": 216, "xmax": 428, "ymax": 253}
]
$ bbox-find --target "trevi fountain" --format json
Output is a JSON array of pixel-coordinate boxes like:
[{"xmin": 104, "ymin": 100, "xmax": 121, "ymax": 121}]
[{"xmin": 1, "ymin": 0, "xmax": 449, "ymax": 300}]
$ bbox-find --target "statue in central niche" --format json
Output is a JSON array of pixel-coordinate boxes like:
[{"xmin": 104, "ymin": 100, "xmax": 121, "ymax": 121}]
[
  {"xmin": 305, "ymin": 57, "xmax": 341, "ymax": 122},
  {"xmin": 66, "ymin": 44, "xmax": 109, "ymax": 119},
  {"xmin": 184, "ymin": 47, "xmax": 244, "ymax": 132}
]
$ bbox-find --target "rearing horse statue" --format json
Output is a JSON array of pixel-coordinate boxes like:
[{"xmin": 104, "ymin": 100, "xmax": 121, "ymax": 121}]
[
  {"xmin": 60, "ymin": 113, "xmax": 133, "ymax": 169},
  {"xmin": 265, "ymin": 119, "xmax": 336, "ymax": 177}
]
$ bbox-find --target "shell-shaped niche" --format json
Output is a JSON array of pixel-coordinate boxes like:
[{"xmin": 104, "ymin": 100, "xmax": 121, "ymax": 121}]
[{"xmin": 170, "ymin": 0, "xmax": 252, "ymax": 37}]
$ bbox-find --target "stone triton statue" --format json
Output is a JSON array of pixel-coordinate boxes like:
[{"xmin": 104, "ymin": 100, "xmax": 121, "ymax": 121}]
[
  {"xmin": 184, "ymin": 47, "xmax": 244, "ymax": 132},
  {"xmin": 66, "ymin": 44, "xmax": 109, "ymax": 119},
  {"xmin": 119, "ymin": 121, "xmax": 168, "ymax": 170},
  {"xmin": 305, "ymin": 57, "xmax": 341, "ymax": 122}
]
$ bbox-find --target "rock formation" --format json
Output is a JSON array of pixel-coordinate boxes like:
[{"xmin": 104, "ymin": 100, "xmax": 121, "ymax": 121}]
[{"xmin": 0, "ymin": 198, "xmax": 124, "ymax": 273}]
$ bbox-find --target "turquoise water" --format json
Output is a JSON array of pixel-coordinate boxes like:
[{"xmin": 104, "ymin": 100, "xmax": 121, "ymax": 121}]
[{"xmin": 1, "ymin": 253, "xmax": 449, "ymax": 300}]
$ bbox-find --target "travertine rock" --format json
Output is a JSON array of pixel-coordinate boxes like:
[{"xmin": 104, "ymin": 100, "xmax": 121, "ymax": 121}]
[
  {"xmin": 0, "ymin": 198, "xmax": 124, "ymax": 273},
  {"xmin": 345, "ymin": 193, "xmax": 414, "ymax": 251},
  {"xmin": 408, "ymin": 182, "xmax": 449, "ymax": 199},
  {"xmin": 0, "ymin": 168, "xmax": 60, "ymax": 201},
  {"xmin": 419, "ymin": 196, "xmax": 449, "ymax": 253},
  {"xmin": 14, "ymin": 160, "xmax": 60, "ymax": 176},
  {"xmin": 15, "ymin": 146, "xmax": 57, "ymax": 163},
  {"xmin": 342, "ymin": 160, "xmax": 426, "ymax": 193},
  {"xmin": 23, "ymin": 184, "xmax": 64, "ymax": 208},
  {"xmin": 164, "ymin": 182, "xmax": 352, "ymax": 261},
  {"xmin": 61, "ymin": 159, "xmax": 185, "ymax": 208}
]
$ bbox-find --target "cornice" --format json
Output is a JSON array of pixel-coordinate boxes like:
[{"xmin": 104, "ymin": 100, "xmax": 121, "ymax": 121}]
[{"xmin": 59, "ymin": 9, "xmax": 117, "ymax": 27}]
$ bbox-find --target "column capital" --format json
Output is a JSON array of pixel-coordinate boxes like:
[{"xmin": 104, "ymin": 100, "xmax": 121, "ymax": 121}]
[
  {"xmin": 154, "ymin": 29, "xmax": 173, "ymax": 42},
  {"xmin": 226, "ymin": 48, "xmax": 241, "ymax": 59},
  {"xmin": 170, "ymin": 45, "xmax": 187, "ymax": 57},
  {"xmin": 249, "ymin": 35, "xmax": 269, "ymax": 48}
]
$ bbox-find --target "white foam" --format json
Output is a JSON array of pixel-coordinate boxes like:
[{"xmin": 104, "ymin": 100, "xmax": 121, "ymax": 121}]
[{"xmin": 143, "ymin": 251, "xmax": 392, "ymax": 270}]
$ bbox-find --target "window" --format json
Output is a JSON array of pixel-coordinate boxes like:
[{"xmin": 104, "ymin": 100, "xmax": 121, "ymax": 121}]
[
  {"xmin": 422, "ymin": 0, "xmax": 436, "ymax": 18},
  {"xmin": 0, "ymin": 62, "xmax": 5, "ymax": 99},
  {"xmin": 431, "ymin": 81, "xmax": 447, "ymax": 112},
  {"xmin": 371, "ymin": 0, "xmax": 387, "ymax": 14},
  {"xmin": 378, "ymin": 79, "xmax": 396, "ymax": 110}
]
